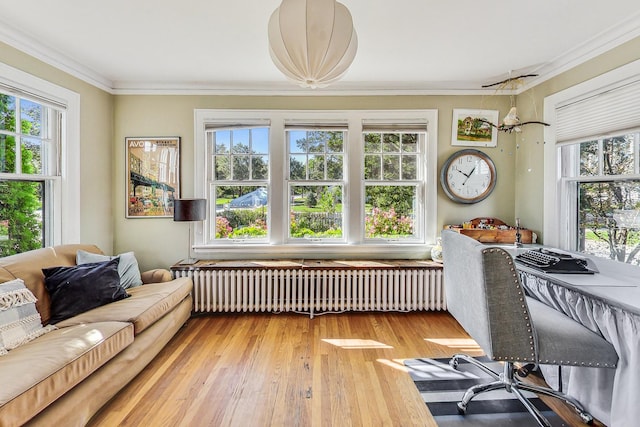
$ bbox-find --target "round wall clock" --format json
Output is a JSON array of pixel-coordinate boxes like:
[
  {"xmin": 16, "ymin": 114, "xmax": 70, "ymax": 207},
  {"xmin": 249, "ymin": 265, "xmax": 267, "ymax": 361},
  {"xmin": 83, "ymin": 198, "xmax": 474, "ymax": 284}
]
[{"xmin": 440, "ymin": 149, "xmax": 497, "ymax": 204}]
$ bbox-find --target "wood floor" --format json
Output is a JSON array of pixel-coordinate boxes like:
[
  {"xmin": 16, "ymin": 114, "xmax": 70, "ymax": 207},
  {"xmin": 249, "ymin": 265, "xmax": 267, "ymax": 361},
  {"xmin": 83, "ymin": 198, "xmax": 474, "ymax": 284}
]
[{"xmin": 88, "ymin": 311, "xmax": 596, "ymax": 427}]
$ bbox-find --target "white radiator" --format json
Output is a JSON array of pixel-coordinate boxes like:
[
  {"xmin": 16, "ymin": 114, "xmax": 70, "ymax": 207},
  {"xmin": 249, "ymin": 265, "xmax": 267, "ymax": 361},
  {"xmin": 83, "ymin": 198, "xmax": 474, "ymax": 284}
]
[{"xmin": 175, "ymin": 266, "xmax": 445, "ymax": 317}]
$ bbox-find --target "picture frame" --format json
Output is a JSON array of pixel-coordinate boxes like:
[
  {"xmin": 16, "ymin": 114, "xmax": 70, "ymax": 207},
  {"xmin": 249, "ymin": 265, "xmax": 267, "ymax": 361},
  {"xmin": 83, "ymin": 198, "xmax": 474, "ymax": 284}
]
[
  {"xmin": 126, "ymin": 137, "xmax": 180, "ymax": 218},
  {"xmin": 451, "ymin": 109, "xmax": 499, "ymax": 147}
]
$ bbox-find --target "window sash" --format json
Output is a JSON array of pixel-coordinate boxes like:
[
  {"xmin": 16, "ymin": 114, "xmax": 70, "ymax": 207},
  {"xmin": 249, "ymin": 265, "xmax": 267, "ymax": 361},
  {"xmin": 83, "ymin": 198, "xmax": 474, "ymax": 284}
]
[
  {"xmin": 194, "ymin": 109, "xmax": 438, "ymax": 258},
  {"xmin": 559, "ymin": 134, "xmax": 640, "ymax": 262}
]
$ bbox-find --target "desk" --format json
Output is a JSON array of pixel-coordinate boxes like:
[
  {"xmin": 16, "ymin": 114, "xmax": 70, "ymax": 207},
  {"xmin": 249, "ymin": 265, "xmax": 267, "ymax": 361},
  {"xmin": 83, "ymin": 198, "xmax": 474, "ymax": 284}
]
[{"xmin": 505, "ymin": 246, "xmax": 640, "ymax": 427}]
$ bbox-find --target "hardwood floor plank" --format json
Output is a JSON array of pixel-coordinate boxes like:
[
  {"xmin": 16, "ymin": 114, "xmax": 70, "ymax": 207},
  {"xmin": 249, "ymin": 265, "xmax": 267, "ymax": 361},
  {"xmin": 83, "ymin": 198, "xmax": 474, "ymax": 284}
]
[{"xmin": 88, "ymin": 311, "xmax": 591, "ymax": 427}]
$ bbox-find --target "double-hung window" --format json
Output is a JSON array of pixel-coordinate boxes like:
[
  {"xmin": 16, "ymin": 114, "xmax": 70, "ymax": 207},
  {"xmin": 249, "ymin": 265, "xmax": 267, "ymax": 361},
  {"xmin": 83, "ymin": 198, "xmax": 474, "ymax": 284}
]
[
  {"xmin": 545, "ymin": 61, "xmax": 640, "ymax": 265},
  {"xmin": 287, "ymin": 126, "xmax": 345, "ymax": 241},
  {"xmin": 194, "ymin": 110, "xmax": 437, "ymax": 258},
  {"xmin": 363, "ymin": 126, "xmax": 423, "ymax": 241},
  {"xmin": 559, "ymin": 133, "xmax": 640, "ymax": 264},
  {"xmin": 0, "ymin": 63, "xmax": 79, "ymax": 256},
  {"xmin": 208, "ymin": 126, "xmax": 269, "ymax": 241}
]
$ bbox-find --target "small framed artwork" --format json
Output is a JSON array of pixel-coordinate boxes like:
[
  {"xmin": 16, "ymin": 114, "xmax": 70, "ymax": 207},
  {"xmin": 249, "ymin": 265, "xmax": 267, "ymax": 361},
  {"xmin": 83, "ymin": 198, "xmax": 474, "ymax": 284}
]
[
  {"xmin": 126, "ymin": 137, "xmax": 180, "ymax": 218},
  {"xmin": 451, "ymin": 109, "xmax": 499, "ymax": 147}
]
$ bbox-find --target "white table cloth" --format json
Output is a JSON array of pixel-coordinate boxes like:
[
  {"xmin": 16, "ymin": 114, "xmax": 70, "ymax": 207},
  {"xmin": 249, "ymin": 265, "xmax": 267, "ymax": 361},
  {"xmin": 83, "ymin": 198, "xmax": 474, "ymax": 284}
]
[{"xmin": 513, "ymin": 251, "xmax": 640, "ymax": 427}]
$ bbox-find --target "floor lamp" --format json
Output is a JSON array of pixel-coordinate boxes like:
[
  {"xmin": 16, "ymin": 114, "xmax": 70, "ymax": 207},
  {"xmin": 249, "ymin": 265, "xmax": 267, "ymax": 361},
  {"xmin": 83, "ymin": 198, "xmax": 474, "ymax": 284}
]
[{"xmin": 173, "ymin": 198, "xmax": 206, "ymax": 265}]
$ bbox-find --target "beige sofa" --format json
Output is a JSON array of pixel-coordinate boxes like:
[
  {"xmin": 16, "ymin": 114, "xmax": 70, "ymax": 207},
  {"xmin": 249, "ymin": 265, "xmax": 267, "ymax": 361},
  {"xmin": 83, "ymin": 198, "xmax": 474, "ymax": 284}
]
[{"xmin": 0, "ymin": 244, "xmax": 193, "ymax": 427}]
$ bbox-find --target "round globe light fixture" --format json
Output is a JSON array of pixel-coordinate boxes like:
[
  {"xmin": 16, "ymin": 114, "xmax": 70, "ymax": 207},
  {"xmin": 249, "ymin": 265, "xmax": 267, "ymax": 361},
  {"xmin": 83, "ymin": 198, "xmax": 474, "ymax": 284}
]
[{"xmin": 268, "ymin": 0, "xmax": 358, "ymax": 89}]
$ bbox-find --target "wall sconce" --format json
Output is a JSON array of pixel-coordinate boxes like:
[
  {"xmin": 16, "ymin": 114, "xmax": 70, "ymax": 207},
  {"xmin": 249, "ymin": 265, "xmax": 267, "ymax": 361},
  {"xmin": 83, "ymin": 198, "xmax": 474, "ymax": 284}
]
[{"xmin": 173, "ymin": 198, "xmax": 206, "ymax": 265}]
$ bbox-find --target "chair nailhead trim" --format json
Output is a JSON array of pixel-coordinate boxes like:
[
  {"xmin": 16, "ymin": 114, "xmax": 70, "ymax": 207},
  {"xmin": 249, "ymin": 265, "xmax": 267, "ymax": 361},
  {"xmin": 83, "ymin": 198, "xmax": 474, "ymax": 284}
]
[{"xmin": 485, "ymin": 247, "xmax": 536, "ymax": 359}]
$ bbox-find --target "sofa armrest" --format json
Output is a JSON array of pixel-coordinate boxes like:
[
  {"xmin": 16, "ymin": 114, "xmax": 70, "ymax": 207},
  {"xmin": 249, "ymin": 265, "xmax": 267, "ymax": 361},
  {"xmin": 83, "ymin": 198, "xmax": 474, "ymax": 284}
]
[{"xmin": 141, "ymin": 268, "xmax": 173, "ymax": 284}]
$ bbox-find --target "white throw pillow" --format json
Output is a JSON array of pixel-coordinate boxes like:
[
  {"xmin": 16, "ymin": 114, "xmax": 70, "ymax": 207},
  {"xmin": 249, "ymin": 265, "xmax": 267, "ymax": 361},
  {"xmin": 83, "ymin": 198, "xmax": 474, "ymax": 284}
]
[{"xmin": 0, "ymin": 278, "xmax": 56, "ymax": 355}]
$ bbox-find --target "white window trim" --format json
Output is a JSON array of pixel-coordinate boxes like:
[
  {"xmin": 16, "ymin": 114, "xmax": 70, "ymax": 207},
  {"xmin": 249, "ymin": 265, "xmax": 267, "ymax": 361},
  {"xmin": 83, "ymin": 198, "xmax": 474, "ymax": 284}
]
[
  {"xmin": 0, "ymin": 61, "xmax": 80, "ymax": 245},
  {"xmin": 543, "ymin": 58, "xmax": 640, "ymax": 248},
  {"xmin": 193, "ymin": 109, "xmax": 438, "ymax": 259}
]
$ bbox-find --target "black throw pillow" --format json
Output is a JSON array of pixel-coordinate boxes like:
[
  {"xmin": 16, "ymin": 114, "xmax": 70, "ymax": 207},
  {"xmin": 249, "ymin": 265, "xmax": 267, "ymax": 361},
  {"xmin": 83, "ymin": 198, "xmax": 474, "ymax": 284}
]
[{"xmin": 43, "ymin": 258, "xmax": 129, "ymax": 324}]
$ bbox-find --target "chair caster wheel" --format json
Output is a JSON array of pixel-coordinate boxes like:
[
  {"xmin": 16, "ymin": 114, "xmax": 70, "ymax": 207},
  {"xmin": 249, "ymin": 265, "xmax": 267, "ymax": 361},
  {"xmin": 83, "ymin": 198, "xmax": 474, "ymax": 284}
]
[
  {"xmin": 579, "ymin": 412, "xmax": 593, "ymax": 424},
  {"xmin": 456, "ymin": 402, "xmax": 467, "ymax": 414},
  {"xmin": 516, "ymin": 363, "xmax": 536, "ymax": 378}
]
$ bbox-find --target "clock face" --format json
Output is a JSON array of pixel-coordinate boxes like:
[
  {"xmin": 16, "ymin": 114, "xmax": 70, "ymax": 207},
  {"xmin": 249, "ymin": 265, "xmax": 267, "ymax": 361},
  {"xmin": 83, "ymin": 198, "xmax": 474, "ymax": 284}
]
[{"xmin": 440, "ymin": 149, "xmax": 497, "ymax": 203}]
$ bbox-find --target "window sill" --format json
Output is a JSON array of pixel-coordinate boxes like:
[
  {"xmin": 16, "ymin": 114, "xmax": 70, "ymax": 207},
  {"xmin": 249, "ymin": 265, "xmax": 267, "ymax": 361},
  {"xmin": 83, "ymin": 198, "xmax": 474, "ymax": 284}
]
[{"xmin": 193, "ymin": 243, "xmax": 431, "ymax": 260}]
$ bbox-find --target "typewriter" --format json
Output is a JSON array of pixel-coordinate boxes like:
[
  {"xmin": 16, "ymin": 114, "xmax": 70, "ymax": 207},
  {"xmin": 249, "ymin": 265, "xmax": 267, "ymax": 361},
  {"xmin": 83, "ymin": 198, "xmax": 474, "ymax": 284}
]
[{"xmin": 515, "ymin": 248, "xmax": 597, "ymax": 274}]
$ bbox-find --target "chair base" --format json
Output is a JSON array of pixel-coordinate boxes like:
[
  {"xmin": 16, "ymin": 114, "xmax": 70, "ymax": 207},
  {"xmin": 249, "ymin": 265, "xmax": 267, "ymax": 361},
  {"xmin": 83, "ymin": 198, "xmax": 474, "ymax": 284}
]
[{"xmin": 449, "ymin": 354, "xmax": 594, "ymax": 427}]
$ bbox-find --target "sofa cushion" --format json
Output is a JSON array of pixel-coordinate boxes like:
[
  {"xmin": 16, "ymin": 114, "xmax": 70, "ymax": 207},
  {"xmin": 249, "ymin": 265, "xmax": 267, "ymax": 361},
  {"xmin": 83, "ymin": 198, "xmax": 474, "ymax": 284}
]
[
  {"xmin": 0, "ymin": 321, "xmax": 133, "ymax": 427},
  {"xmin": 76, "ymin": 249, "xmax": 143, "ymax": 289},
  {"xmin": 141, "ymin": 268, "xmax": 173, "ymax": 284},
  {"xmin": 43, "ymin": 259, "xmax": 129, "ymax": 324},
  {"xmin": 0, "ymin": 244, "xmax": 103, "ymax": 325},
  {"xmin": 0, "ymin": 279, "xmax": 56, "ymax": 355},
  {"xmin": 55, "ymin": 277, "xmax": 192, "ymax": 335}
]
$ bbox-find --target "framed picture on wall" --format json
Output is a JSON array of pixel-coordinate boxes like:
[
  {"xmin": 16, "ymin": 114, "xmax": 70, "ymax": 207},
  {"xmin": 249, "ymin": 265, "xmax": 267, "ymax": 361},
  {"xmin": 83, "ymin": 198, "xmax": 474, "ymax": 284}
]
[
  {"xmin": 451, "ymin": 109, "xmax": 499, "ymax": 147},
  {"xmin": 126, "ymin": 137, "xmax": 180, "ymax": 218}
]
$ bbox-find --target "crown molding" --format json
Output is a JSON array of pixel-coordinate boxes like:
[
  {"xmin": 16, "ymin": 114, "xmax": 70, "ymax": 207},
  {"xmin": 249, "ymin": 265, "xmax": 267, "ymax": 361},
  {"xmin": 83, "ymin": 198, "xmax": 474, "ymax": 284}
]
[
  {"xmin": 517, "ymin": 10, "xmax": 640, "ymax": 94},
  {"xmin": 0, "ymin": 17, "xmax": 114, "ymax": 93},
  {"xmin": 110, "ymin": 80, "xmax": 514, "ymax": 96}
]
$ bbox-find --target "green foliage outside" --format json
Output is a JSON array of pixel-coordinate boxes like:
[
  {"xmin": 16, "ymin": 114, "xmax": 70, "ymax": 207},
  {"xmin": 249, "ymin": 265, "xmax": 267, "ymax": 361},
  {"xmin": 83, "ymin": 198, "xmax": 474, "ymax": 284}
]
[
  {"xmin": 290, "ymin": 211, "xmax": 342, "ymax": 238},
  {"xmin": 290, "ymin": 212, "xmax": 342, "ymax": 238},
  {"xmin": 215, "ymin": 207, "xmax": 267, "ymax": 239},
  {"xmin": 304, "ymin": 191, "xmax": 318, "ymax": 208},
  {"xmin": 230, "ymin": 222, "xmax": 268, "ymax": 238},
  {"xmin": 292, "ymin": 203, "xmax": 343, "ymax": 213},
  {"xmin": 211, "ymin": 130, "xmax": 417, "ymax": 241},
  {"xmin": 578, "ymin": 135, "xmax": 640, "ymax": 264},
  {"xmin": 0, "ymin": 94, "xmax": 43, "ymax": 256}
]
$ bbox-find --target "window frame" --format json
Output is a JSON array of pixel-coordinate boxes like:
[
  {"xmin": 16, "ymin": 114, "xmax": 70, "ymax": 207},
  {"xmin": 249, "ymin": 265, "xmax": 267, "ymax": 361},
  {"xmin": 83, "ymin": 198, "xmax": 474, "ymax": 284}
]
[
  {"xmin": 543, "ymin": 59, "xmax": 640, "ymax": 251},
  {"xmin": 286, "ymin": 127, "xmax": 347, "ymax": 243},
  {"xmin": 207, "ymin": 126, "xmax": 270, "ymax": 243},
  {"xmin": 194, "ymin": 109, "xmax": 438, "ymax": 259},
  {"xmin": 558, "ymin": 132, "xmax": 640, "ymax": 252},
  {"xmin": 0, "ymin": 62, "xmax": 80, "ymax": 247},
  {"xmin": 362, "ymin": 130, "xmax": 425, "ymax": 242}
]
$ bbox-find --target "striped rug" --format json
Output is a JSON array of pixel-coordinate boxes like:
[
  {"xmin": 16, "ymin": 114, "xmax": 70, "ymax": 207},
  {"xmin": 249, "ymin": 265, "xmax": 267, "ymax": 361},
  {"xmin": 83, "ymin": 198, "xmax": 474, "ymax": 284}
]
[{"xmin": 404, "ymin": 356, "xmax": 568, "ymax": 427}]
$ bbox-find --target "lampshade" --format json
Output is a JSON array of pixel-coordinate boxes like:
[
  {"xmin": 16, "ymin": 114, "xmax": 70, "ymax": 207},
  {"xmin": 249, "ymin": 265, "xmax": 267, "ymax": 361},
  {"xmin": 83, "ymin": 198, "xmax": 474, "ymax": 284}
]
[
  {"xmin": 268, "ymin": 0, "xmax": 358, "ymax": 89},
  {"xmin": 173, "ymin": 199, "xmax": 206, "ymax": 222}
]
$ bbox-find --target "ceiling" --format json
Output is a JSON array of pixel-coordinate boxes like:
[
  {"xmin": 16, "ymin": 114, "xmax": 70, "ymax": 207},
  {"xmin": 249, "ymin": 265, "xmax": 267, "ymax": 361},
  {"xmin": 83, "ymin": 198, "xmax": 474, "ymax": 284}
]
[{"xmin": 1, "ymin": 0, "xmax": 639, "ymax": 95}]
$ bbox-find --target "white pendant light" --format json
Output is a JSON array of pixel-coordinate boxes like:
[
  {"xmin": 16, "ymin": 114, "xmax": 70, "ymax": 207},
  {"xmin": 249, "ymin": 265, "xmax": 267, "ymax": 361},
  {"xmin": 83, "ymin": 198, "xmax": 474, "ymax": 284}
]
[{"xmin": 268, "ymin": 0, "xmax": 358, "ymax": 89}]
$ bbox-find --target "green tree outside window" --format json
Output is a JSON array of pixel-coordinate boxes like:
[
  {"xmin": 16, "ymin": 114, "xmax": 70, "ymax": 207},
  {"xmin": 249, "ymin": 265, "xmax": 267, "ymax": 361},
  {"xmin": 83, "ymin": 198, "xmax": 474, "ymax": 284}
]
[{"xmin": 0, "ymin": 93, "xmax": 44, "ymax": 255}]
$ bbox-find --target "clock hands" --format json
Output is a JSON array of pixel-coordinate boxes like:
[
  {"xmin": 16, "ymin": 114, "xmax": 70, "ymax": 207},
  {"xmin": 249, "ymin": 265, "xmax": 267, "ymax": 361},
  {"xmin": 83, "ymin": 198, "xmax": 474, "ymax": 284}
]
[
  {"xmin": 455, "ymin": 166, "xmax": 473, "ymax": 178},
  {"xmin": 462, "ymin": 166, "xmax": 476, "ymax": 185}
]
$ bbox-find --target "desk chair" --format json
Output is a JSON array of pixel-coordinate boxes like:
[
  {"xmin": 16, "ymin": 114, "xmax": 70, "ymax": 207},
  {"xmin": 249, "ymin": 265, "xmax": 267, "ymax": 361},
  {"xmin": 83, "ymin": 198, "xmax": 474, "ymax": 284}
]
[{"xmin": 441, "ymin": 230, "xmax": 618, "ymax": 427}]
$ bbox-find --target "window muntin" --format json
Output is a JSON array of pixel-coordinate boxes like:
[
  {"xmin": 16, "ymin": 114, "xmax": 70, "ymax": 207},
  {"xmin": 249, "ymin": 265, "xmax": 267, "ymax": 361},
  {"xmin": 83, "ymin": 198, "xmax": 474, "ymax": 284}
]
[
  {"xmin": 363, "ymin": 132, "xmax": 422, "ymax": 240},
  {"xmin": 287, "ymin": 130, "xmax": 345, "ymax": 241},
  {"xmin": 195, "ymin": 110, "xmax": 437, "ymax": 257},
  {"xmin": 562, "ymin": 132, "xmax": 640, "ymax": 265},
  {"xmin": 0, "ymin": 92, "xmax": 61, "ymax": 255},
  {"xmin": 208, "ymin": 127, "xmax": 269, "ymax": 241}
]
